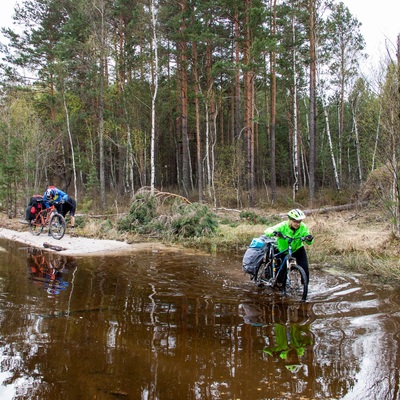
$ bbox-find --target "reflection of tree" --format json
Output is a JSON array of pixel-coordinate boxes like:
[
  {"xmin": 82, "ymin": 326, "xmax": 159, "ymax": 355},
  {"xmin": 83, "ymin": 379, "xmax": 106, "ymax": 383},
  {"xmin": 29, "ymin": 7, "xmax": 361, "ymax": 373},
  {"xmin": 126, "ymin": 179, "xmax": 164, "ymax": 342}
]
[{"xmin": 0, "ymin": 249, "xmax": 398, "ymax": 399}]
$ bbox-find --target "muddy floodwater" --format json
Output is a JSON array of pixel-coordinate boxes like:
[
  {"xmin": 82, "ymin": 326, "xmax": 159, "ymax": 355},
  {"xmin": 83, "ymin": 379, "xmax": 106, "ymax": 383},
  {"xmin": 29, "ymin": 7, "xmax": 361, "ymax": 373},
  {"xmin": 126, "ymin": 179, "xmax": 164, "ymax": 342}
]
[{"xmin": 0, "ymin": 238, "xmax": 399, "ymax": 400}]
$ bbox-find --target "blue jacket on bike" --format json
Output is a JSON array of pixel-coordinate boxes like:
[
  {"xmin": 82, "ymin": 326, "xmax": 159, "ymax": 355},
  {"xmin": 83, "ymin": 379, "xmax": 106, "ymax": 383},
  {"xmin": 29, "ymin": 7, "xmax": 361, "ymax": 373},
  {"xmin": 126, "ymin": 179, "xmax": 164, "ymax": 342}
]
[{"xmin": 43, "ymin": 187, "xmax": 69, "ymax": 208}]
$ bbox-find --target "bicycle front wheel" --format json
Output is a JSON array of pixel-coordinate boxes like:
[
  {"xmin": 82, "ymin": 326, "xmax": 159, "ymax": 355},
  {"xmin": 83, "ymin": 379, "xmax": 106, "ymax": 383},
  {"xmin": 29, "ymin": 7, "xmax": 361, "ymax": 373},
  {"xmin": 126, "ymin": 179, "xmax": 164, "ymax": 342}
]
[
  {"xmin": 258, "ymin": 261, "xmax": 273, "ymax": 282},
  {"xmin": 29, "ymin": 217, "xmax": 44, "ymax": 236},
  {"xmin": 49, "ymin": 213, "xmax": 66, "ymax": 240},
  {"xmin": 286, "ymin": 264, "xmax": 308, "ymax": 302}
]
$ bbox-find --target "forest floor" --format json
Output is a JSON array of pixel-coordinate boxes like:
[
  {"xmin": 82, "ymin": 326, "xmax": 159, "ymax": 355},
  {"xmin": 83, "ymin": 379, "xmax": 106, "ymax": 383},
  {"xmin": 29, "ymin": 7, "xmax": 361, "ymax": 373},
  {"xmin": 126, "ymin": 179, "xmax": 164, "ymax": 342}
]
[{"xmin": 0, "ymin": 205, "xmax": 398, "ymax": 282}]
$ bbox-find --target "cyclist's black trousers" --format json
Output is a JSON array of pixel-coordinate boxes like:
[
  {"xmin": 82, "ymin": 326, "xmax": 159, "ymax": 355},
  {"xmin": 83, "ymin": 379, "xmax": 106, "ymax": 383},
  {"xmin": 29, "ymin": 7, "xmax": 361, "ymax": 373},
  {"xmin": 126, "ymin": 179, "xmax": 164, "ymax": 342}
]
[{"xmin": 292, "ymin": 246, "xmax": 309, "ymax": 283}]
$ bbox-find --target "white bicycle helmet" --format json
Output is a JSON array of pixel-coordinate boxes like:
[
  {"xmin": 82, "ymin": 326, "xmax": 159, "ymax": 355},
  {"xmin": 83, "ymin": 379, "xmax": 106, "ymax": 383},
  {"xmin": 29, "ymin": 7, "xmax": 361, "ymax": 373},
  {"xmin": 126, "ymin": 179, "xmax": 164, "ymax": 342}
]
[
  {"xmin": 45, "ymin": 188, "xmax": 55, "ymax": 200},
  {"xmin": 287, "ymin": 208, "xmax": 305, "ymax": 221}
]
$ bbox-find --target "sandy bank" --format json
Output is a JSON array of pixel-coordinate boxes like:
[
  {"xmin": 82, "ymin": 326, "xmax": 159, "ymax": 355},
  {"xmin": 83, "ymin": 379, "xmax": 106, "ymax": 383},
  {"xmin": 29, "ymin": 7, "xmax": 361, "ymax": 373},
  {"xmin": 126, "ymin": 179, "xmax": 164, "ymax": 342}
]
[{"xmin": 0, "ymin": 227, "xmax": 172, "ymax": 256}]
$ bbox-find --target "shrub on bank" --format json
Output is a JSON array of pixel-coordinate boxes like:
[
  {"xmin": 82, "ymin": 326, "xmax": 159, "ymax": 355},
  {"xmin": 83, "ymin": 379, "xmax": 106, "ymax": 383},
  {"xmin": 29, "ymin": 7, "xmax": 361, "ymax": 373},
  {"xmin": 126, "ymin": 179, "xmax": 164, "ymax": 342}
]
[{"xmin": 117, "ymin": 193, "xmax": 218, "ymax": 238}]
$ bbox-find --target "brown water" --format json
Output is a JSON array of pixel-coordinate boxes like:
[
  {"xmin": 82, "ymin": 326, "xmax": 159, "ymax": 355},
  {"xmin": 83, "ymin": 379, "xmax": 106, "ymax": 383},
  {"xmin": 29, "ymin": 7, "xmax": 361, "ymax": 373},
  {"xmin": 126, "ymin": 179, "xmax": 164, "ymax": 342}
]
[{"xmin": 0, "ymin": 238, "xmax": 399, "ymax": 400}]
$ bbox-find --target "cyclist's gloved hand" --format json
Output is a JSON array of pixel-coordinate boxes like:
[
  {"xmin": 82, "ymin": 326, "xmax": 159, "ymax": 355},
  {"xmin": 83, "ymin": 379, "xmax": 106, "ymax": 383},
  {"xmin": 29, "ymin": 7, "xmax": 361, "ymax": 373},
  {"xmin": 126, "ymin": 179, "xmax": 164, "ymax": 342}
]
[
  {"xmin": 273, "ymin": 231, "xmax": 284, "ymax": 238},
  {"xmin": 305, "ymin": 234, "xmax": 314, "ymax": 241}
]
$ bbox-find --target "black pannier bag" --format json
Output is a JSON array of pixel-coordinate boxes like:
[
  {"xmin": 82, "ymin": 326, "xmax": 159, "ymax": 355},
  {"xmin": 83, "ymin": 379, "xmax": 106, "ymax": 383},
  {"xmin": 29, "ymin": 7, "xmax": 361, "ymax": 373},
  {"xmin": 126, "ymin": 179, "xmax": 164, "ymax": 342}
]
[
  {"xmin": 25, "ymin": 194, "xmax": 44, "ymax": 221},
  {"xmin": 242, "ymin": 235, "xmax": 276, "ymax": 279}
]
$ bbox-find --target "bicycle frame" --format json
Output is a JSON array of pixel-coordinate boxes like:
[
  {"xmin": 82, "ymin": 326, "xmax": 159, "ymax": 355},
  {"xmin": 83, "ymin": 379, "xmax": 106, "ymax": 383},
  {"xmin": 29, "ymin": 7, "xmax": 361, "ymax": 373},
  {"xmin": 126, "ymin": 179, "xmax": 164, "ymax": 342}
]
[
  {"xmin": 257, "ymin": 236, "xmax": 308, "ymax": 301},
  {"xmin": 36, "ymin": 205, "xmax": 57, "ymax": 225},
  {"xmin": 29, "ymin": 203, "xmax": 66, "ymax": 240}
]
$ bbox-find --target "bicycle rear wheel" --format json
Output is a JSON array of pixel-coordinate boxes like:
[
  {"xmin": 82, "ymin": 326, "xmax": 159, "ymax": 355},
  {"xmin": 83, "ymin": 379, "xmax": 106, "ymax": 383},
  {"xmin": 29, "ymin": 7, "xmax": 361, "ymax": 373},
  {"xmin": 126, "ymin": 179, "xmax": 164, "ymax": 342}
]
[
  {"xmin": 49, "ymin": 213, "xmax": 66, "ymax": 240},
  {"xmin": 286, "ymin": 264, "xmax": 308, "ymax": 301},
  {"xmin": 29, "ymin": 217, "xmax": 44, "ymax": 236}
]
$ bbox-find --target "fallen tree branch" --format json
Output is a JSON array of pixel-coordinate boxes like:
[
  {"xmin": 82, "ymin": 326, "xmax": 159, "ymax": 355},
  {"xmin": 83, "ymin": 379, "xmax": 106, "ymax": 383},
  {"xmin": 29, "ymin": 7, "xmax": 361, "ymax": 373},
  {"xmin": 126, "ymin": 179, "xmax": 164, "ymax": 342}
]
[{"xmin": 43, "ymin": 242, "xmax": 67, "ymax": 251}]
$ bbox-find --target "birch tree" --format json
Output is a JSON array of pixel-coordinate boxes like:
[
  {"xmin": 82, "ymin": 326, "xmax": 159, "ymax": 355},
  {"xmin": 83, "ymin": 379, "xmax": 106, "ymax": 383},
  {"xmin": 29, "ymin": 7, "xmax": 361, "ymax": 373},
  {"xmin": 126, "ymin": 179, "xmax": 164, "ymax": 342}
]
[
  {"xmin": 377, "ymin": 37, "xmax": 400, "ymax": 235},
  {"xmin": 325, "ymin": 2, "xmax": 365, "ymax": 182},
  {"xmin": 150, "ymin": 0, "xmax": 158, "ymax": 196}
]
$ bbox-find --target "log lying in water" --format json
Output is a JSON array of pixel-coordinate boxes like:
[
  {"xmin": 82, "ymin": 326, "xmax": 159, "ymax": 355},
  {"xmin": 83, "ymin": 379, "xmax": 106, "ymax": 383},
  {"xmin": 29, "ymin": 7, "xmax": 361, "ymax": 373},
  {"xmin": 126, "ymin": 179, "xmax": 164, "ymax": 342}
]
[{"xmin": 43, "ymin": 242, "xmax": 67, "ymax": 251}]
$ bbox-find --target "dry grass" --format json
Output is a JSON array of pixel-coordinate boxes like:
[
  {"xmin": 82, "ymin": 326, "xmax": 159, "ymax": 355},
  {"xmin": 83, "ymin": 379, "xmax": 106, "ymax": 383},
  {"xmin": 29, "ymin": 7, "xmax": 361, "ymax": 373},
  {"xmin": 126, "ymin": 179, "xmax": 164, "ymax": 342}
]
[
  {"xmin": 214, "ymin": 207, "xmax": 400, "ymax": 284},
  {"xmin": 2, "ymin": 204, "xmax": 400, "ymax": 284}
]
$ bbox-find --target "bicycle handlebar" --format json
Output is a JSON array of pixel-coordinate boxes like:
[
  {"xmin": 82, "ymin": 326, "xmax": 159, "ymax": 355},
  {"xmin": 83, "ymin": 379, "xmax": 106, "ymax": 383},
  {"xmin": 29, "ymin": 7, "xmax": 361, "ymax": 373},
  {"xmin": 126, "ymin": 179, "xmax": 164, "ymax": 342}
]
[{"xmin": 272, "ymin": 232, "xmax": 313, "ymax": 242}]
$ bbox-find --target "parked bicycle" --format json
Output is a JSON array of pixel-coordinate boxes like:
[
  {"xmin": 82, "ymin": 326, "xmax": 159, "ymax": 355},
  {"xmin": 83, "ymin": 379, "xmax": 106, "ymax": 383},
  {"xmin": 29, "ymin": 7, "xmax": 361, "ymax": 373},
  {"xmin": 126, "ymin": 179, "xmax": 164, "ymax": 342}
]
[
  {"xmin": 243, "ymin": 235, "xmax": 308, "ymax": 301},
  {"xmin": 29, "ymin": 203, "xmax": 66, "ymax": 240}
]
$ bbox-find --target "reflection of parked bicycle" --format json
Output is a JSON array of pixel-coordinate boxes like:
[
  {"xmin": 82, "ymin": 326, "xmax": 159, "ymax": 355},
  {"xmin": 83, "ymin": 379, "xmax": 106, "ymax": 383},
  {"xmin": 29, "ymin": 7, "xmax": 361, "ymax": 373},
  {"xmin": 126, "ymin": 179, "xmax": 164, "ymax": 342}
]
[
  {"xmin": 256, "ymin": 236, "xmax": 308, "ymax": 301},
  {"xmin": 29, "ymin": 203, "xmax": 66, "ymax": 240},
  {"xmin": 27, "ymin": 248, "xmax": 70, "ymax": 295}
]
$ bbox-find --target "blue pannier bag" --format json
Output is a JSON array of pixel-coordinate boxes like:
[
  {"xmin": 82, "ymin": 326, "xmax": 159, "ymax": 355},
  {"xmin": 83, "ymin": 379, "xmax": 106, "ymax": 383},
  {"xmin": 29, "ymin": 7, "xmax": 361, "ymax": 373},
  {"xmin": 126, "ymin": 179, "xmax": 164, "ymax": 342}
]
[
  {"xmin": 242, "ymin": 236, "xmax": 275, "ymax": 279},
  {"xmin": 249, "ymin": 237, "xmax": 266, "ymax": 249}
]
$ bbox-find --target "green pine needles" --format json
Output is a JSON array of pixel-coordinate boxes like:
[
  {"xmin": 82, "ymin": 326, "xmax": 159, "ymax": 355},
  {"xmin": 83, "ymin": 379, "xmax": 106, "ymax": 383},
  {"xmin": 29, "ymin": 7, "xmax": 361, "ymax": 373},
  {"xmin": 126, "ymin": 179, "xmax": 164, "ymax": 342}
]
[{"xmin": 117, "ymin": 193, "xmax": 218, "ymax": 238}]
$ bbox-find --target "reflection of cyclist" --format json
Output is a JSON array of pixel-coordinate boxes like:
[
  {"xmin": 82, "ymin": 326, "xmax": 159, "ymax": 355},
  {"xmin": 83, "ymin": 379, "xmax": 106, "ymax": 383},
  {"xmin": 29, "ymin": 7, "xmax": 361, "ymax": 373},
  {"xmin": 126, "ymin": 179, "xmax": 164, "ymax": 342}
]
[
  {"xmin": 264, "ymin": 323, "xmax": 312, "ymax": 359},
  {"xmin": 264, "ymin": 209, "xmax": 314, "ymax": 282},
  {"xmin": 44, "ymin": 187, "xmax": 76, "ymax": 229},
  {"xmin": 28, "ymin": 251, "xmax": 69, "ymax": 295}
]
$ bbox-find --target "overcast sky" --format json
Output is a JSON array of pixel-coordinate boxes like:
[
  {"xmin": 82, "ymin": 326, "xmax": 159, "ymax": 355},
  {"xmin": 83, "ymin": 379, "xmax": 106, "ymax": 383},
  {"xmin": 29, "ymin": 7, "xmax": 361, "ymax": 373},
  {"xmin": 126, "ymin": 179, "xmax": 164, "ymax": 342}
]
[
  {"xmin": 0, "ymin": 0, "xmax": 399, "ymax": 72},
  {"xmin": 344, "ymin": 0, "xmax": 399, "ymax": 70}
]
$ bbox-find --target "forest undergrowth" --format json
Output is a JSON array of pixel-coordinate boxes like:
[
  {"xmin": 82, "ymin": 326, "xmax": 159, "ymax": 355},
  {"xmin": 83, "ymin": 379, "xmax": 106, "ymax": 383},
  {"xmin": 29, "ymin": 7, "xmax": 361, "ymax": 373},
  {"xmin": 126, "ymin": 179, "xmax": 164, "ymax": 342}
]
[{"xmin": 1, "ymin": 189, "xmax": 399, "ymax": 286}]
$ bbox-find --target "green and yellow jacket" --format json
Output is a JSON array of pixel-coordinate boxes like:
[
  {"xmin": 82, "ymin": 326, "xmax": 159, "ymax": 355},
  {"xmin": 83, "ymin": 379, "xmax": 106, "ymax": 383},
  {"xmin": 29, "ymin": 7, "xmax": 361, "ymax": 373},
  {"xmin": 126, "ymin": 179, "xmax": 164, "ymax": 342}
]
[{"xmin": 264, "ymin": 220, "xmax": 313, "ymax": 253}]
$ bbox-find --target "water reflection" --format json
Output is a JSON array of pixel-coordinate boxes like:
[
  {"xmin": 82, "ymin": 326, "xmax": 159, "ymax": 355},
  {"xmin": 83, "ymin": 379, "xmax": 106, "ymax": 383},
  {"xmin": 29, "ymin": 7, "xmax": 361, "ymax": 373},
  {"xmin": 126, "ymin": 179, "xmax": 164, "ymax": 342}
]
[
  {"xmin": 27, "ymin": 248, "xmax": 72, "ymax": 296},
  {"xmin": 240, "ymin": 300, "xmax": 313, "ymax": 371},
  {"xmin": 0, "ymin": 240, "xmax": 399, "ymax": 399}
]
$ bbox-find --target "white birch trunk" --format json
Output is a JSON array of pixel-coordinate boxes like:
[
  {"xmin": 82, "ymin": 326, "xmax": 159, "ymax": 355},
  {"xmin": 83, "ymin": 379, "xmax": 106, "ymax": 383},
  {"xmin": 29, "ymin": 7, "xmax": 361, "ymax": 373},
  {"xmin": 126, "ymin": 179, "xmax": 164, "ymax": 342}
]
[
  {"xmin": 352, "ymin": 105, "xmax": 363, "ymax": 183},
  {"xmin": 323, "ymin": 106, "xmax": 340, "ymax": 190},
  {"xmin": 371, "ymin": 108, "xmax": 381, "ymax": 172},
  {"xmin": 150, "ymin": 0, "xmax": 158, "ymax": 196},
  {"xmin": 63, "ymin": 93, "xmax": 78, "ymax": 201}
]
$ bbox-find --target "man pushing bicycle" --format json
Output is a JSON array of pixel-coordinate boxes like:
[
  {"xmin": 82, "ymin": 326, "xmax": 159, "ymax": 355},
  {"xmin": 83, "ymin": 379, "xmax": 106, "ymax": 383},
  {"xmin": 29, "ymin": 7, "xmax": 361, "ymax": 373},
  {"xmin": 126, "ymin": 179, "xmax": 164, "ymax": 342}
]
[
  {"xmin": 43, "ymin": 187, "xmax": 76, "ymax": 230},
  {"xmin": 264, "ymin": 209, "xmax": 314, "ymax": 283}
]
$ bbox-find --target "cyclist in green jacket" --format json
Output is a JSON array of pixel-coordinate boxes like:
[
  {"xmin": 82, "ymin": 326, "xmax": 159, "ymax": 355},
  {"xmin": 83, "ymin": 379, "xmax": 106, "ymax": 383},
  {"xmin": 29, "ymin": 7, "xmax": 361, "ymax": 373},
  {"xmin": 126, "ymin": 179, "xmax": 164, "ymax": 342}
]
[{"xmin": 264, "ymin": 209, "xmax": 314, "ymax": 282}]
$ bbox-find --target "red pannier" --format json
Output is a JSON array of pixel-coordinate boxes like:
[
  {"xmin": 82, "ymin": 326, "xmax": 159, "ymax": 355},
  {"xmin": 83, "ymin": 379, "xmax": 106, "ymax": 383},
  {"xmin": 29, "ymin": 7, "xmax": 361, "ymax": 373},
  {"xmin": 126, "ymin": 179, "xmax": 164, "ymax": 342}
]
[{"xmin": 25, "ymin": 194, "xmax": 44, "ymax": 221}]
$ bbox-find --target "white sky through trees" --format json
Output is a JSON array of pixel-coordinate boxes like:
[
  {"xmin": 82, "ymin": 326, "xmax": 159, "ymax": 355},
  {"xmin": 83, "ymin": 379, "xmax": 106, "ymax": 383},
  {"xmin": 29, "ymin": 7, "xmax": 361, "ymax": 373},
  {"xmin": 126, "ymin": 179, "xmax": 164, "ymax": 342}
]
[
  {"xmin": 345, "ymin": 0, "xmax": 400, "ymax": 70},
  {"xmin": 0, "ymin": 0, "xmax": 398, "ymax": 72}
]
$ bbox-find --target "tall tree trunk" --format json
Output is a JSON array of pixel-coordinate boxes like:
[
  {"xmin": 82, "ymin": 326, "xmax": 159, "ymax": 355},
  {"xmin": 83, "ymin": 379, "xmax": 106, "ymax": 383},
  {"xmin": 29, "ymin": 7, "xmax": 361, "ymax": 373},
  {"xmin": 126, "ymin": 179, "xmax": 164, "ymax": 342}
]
[
  {"xmin": 234, "ymin": 11, "xmax": 241, "ymax": 142},
  {"xmin": 351, "ymin": 104, "xmax": 362, "ymax": 183},
  {"xmin": 394, "ymin": 34, "xmax": 400, "ymax": 235},
  {"xmin": 207, "ymin": 40, "xmax": 216, "ymax": 205},
  {"xmin": 95, "ymin": 2, "xmax": 106, "ymax": 209},
  {"xmin": 292, "ymin": 9, "xmax": 299, "ymax": 201},
  {"xmin": 192, "ymin": 41, "xmax": 203, "ymax": 202},
  {"xmin": 244, "ymin": 0, "xmax": 255, "ymax": 207},
  {"xmin": 323, "ymin": 105, "xmax": 340, "ymax": 190},
  {"xmin": 309, "ymin": 0, "xmax": 317, "ymax": 204},
  {"xmin": 150, "ymin": 0, "xmax": 158, "ymax": 196},
  {"xmin": 371, "ymin": 108, "xmax": 381, "ymax": 172},
  {"xmin": 270, "ymin": 0, "xmax": 277, "ymax": 203},
  {"xmin": 180, "ymin": 0, "xmax": 190, "ymax": 198},
  {"xmin": 62, "ymin": 91, "xmax": 78, "ymax": 201}
]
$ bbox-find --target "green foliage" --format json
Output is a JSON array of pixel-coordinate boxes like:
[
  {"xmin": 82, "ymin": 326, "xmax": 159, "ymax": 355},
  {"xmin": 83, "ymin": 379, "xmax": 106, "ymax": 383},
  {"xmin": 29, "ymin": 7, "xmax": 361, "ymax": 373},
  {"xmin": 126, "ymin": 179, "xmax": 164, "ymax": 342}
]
[
  {"xmin": 128, "ymin": 194, "xmax": 156, "ymax": 224},
  {"xmin": 0, "ymin": 0, "xmax": 392, "ymax": 216},
  {"xmin": 78, "ymin": 198, "xmax": 93, "ymax": 215},
  {"xmin": 118, "ymin": 194, "xmax": 218, "ymax": 238},
  {"xmin": 117, "ymin": 194, "xmax": 156, "ymax": 234},
  {"xmin": 170, "ymin": 203, "xmax": 218, "ymax": 238},
  {"xmin": 239, "ymin": 210, "xmax": 269, "ymax": 225}
]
